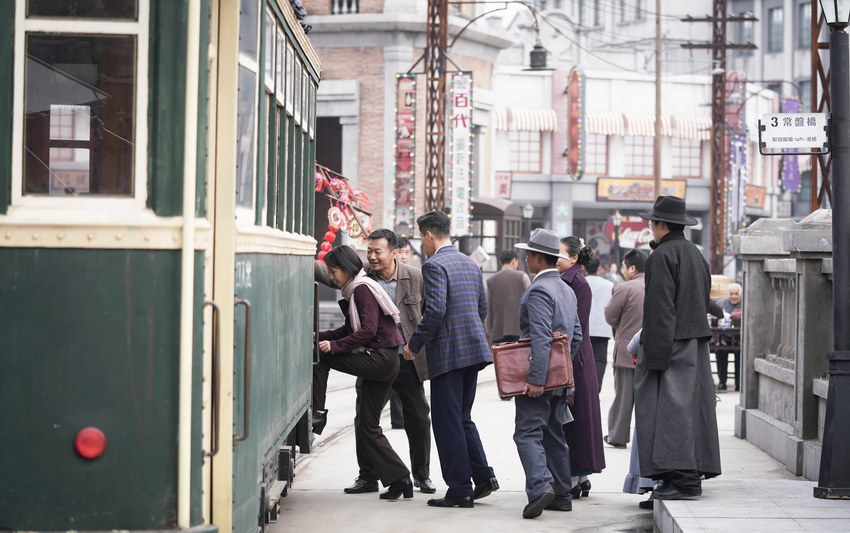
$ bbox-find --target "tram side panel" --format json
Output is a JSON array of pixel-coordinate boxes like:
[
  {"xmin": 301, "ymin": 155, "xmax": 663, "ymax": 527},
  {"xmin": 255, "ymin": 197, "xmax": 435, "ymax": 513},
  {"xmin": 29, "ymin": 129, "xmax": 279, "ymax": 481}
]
[
  {"xmin": 0, "ymin": 248, "xmax": 204, "ymax": 530},
  {"xmin": 231, "ymin": 251, "xmax": 313, "ymax": 533}
]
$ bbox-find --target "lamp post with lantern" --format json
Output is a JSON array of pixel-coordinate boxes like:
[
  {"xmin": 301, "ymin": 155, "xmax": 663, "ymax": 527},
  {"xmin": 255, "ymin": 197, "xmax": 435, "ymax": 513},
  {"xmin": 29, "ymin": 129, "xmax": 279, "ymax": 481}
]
[
  {"xmin": 815, "ymin": 0, "xmax": 850, "ymax": 500},
  {"xmin": 521, "ymin": 202, "xmax": 535, "ymax": 273},
  {"xmin": 611, "ymin": 209, "xmax": 622, "ymax": 269}
]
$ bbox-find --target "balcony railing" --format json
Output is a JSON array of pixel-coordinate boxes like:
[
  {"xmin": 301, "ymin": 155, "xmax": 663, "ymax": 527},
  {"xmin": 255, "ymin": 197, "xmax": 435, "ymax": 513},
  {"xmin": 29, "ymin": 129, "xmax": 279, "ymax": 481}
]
[{"xmin": 331, "ymin": 0, "xmax": 358, "ymax": 14}]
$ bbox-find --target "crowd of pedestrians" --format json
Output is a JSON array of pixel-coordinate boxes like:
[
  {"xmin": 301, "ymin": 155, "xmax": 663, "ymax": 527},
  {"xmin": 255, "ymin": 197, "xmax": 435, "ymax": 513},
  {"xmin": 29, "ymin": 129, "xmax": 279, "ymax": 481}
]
[{"xmin": 310, "ymin": 196, "xmax": 722, "ymax": 518}]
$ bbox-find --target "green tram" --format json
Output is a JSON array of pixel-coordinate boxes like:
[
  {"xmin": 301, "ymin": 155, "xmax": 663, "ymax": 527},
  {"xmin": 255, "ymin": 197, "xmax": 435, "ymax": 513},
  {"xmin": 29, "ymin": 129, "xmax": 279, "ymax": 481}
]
[{"xmin": 0, "ymin": 1, "xmax": 320, "ymax": 532}]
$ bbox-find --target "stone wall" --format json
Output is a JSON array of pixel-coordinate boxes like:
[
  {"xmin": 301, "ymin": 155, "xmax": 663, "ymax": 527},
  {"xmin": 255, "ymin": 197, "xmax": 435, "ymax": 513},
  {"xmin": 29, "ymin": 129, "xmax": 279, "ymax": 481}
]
[{"xmin": 733, "ymin": 210, "xmax": 833, "ymax": 480}]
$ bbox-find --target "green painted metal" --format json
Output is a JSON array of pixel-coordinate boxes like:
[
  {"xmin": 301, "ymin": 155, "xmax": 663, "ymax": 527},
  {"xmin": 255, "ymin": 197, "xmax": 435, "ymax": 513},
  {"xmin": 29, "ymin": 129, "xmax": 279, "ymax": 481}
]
[
  {"xmin": 0, "ymin": 249, "xmax": 184, "ymax": 530},
  {"xmin": 148, "ymin": 0, "xmax": 188, "ymax": 216},
  {"xmin": 231, "ymin": 253, "xmax": 314, "ymax": 533},
  {"xmin": 265, "ymin": 100, "xmax": 278, "ymax": 227},
  {"xmin": 191, "ymin": 252, "xmax": 206, "ymax": 525},
  {"xmin": 195, "ymin": 0, "xmax": 211, "ymax": 218},
  {"xmin": 0, "ymin": 2, "xmax": 14, "ymax": 214}
]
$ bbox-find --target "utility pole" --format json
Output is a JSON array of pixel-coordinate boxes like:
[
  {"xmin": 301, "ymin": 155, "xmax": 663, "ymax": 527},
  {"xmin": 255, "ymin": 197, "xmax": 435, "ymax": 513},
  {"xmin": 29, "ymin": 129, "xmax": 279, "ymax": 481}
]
[
  {"xmin": 654, "ymin": 0, "xmax": 662, "ymax": 198},
  {"xmin": 681, "ymin": 6, "xmax": 757, "ymax": 274},
  {"xmin": 812, "ymin": 1, "xmax": 834, "ymax": 211},
  {"xmin": 425, "ymin": 0, "xmax": 448, "ymax": 213}
]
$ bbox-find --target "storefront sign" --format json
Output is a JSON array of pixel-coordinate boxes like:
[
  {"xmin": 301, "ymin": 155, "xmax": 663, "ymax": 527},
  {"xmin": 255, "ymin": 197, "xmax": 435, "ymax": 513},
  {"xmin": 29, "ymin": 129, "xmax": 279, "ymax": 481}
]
[
  {"xmin": 495, "ymin": 171, "xmax": 512, "ymax": 199},
  {"xmin": 449, "ymin": 71, "xmax": 473, "ymax": 236},
  {"xmin": 393, "ymin": 74, "xmax": 417, "ymax": 236},
  {"xmin": 566, "ymin": 67, "xmax": 585, "ymax": 180},
  {"xmin": 596, "ymin": 178, "xmax": 686, "ymax": 202},
  {"xmin": 603, "ymin": 216, "xmax": 655, "ymax": 247},
  {"xmin": 745, "ymin": 184, "xmax": 766, "ymax": 209}
]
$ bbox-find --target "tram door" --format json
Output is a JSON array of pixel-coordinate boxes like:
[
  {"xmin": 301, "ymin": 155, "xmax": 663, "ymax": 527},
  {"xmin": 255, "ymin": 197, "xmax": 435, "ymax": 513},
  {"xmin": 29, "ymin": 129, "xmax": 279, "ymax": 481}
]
[{"xmin": 206, "ymin": 1, "xmax": 317, "ymax": 532}]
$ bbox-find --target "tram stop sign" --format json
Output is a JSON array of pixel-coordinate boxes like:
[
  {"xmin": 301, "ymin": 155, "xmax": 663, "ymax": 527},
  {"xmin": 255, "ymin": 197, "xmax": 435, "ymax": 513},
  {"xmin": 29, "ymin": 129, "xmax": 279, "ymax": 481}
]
[{"xmin": 759, "ymin": 112, "xmax": 829, "ymax": 156}]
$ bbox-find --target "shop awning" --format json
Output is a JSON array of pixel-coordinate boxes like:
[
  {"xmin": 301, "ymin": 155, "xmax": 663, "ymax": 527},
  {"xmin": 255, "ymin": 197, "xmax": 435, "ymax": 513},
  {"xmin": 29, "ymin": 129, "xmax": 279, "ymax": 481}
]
[
  {"xmin": 585, "ymin": 110, "xmax": 625, "ymax": 136},
  {"xmin": 624, "ymin": 113, "xmax": 672, "ymax": 137},
  {"xmin": 493, "ymin": 106, "xmax": 558, "ymax": 132},
  {"xmin": 671, "ymin": 115, "xmax": 712, "ymax": 141}
]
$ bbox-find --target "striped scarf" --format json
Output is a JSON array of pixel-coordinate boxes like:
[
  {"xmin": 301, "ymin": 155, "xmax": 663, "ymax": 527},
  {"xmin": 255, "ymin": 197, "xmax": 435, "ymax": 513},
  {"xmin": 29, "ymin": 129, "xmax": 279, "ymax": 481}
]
[{"xmin": 340, "ymin": 270, "xmax": 401, "ymax": 332}]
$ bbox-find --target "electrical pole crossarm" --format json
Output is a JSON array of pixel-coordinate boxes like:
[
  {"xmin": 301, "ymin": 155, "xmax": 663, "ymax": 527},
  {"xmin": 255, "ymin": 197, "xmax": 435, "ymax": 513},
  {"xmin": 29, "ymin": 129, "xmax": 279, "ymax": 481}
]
[
  {"xmin": 680, "ymin": 15, "xmax": 759, "ymax": 23},
  {"xmin": 681, "ymin": 42, "xmax": 758, "ymax": 50}
]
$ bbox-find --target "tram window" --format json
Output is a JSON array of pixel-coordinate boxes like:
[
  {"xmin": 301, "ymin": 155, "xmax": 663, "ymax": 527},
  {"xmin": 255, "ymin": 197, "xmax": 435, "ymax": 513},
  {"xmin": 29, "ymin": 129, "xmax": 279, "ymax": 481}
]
[
  {"xmin": 263, "ymin": 10, "xmax": 274, "ymax": 91},
  {"xmin": 301, "ymin": 70, "xmax": 308, "ymax": 133},
  {"xmin": 27, "ymin": 0, "xmax": 138, "ymax": 19},
  {"xmin": 285, "ymin": 44, "xmax": 294, "ymax": 113},
  {"xmin": 24, "ymin": 34, "xmax": 135, "ymax": 196},
  {"xmin": 239, "ymin": 0, "xmax": 259, "ymax": 60},
  {"xmin": 236, "ymin": 66, "xmax": 257, "ymax": 208},
  {"xmin": 294, "ymin": 62, "xmax": 302, "ymax": 125},
  {"xmin": 275, "ymin": 28, "xmax": 284, "ymax": 105}
]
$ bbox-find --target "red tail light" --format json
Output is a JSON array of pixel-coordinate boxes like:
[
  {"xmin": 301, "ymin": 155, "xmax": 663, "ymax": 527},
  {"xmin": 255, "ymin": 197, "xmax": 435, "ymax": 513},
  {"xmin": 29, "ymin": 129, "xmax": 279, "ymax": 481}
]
[{"xmin": 74, "ymin": 427, "xmax": 107, "ymax": 459}]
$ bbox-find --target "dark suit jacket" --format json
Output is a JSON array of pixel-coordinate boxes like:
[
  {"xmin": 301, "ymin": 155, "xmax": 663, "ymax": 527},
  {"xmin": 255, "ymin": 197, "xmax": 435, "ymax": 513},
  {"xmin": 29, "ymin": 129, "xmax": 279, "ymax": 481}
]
[
  {"xmin": 518, "ymin": 270, "xmax": 583, "ymax": 386},
  {"xmin": 319, "ymin": 284, "xmax": 404, "ymax": 352},
  {"xmin": 315, "ymin": 259, "xmax": 429, "ymax": 380},
  {"xmin": 407, "ymin": 245, "xmax": 491, "ymax": 379}
]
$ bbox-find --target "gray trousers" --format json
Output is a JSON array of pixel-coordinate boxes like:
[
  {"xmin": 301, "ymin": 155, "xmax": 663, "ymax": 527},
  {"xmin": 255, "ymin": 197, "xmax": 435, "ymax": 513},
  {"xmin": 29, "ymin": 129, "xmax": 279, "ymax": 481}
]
[
  {"xmin": 513, "ymin": 392, "xmax": 572, "ymax": 502},
  {"xmin": 607, "ymin": 366, "xmax": 635, "ymax": 445}
]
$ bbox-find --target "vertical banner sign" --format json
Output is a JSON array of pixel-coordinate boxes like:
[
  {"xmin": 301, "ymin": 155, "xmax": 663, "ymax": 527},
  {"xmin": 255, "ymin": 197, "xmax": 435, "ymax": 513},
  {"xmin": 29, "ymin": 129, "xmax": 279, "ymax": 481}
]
[
  {"xmin": 566, "ymin": 67, "xmax": 585, "ymax": 180},
  {"xmin": 725, "ymin": 72, "xmax": 748, "ymax": 252},
  {"xmin": 780, "ymin": 98, "xmax": 803, "ymax": 192},
  {"xmin": 393, "ymin": 74, "xmax": 417, "ymax": 236},
  {"xmin": 449, "ymin": 71, "xmax": 473, "ymax": 236}
]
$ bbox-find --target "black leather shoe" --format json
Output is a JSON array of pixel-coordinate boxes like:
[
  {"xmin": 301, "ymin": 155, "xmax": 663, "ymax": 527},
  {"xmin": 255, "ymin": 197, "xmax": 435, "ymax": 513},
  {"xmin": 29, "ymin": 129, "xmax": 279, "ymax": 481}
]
[
  {"xmin": 472, "ymin": 476, "xmax": 499, "ymax": 500},
  {"xmin": 380, "ymin": 477, "xmax": 413, "ymax": 500},
  {"xmin": 652, "ymin": 486, "xmax": 701, "ymax": 500},
  {"xmin": 523, "ymin": 491, "xmax": 555, "ymax": 519},
  {"xmin": 427, "ymin": 496, "xmax": 473, "ymax": 508},
  {"xmin": 604, "ymin": 435, "xmax": 627, "ymax": 449},
  {"xmin": 544, "ymin": 497, "xmax": 572, "ymax": 511},
  {"xmin": 343, "ymin": 477, "xmax": 379, "ymax": 494},
  {"xmin": 570, "ymin": 479, "xmax": 591, "ymax": 499},
  {"xmin": 638, "ymin": 497, "xmax": 654, "ymax": 509},
  {"xmin": 414, "ymin": 478, "xmax": 437, "ymax": 494},
  {"xmin": 312, "ymin": 409, "xmax": 328, "ymax": 435}
]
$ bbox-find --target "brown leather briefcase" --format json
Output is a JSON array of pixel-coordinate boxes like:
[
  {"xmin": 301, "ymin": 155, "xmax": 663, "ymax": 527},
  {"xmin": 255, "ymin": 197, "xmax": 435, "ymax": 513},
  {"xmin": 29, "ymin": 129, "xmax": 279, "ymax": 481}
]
[{"xmin": 491, "ymin": 333, "xmax": 573, "ymax": 399}]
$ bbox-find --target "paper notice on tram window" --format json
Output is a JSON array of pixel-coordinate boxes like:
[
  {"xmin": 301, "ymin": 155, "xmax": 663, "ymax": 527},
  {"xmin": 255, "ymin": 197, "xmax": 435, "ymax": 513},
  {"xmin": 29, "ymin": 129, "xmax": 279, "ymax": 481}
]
[{"xmin": 761, "ymin": 113, "xmax": 828, "ymax": 150}]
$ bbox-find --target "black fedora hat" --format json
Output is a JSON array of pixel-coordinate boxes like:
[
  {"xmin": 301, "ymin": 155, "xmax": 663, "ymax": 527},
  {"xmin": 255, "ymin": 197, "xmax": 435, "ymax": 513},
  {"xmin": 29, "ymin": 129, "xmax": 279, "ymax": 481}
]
[{"xmin": 638, "ymin": 195, "xmax": 698, "ymax": 226}]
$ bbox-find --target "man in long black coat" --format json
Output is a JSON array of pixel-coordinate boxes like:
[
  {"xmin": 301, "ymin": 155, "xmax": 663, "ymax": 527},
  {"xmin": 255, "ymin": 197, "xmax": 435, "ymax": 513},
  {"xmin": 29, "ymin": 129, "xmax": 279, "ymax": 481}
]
[{"xmin": 635, "ymin": 196, "xmax": 721, "ymax": 501}]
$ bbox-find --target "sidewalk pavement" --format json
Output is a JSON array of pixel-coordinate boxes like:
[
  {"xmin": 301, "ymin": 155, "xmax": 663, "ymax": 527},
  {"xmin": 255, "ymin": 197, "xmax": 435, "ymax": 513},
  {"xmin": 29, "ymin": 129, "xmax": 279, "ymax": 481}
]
[{"xmin": 274, "ymin": 362, "xmax": 850, "ymax": 532}]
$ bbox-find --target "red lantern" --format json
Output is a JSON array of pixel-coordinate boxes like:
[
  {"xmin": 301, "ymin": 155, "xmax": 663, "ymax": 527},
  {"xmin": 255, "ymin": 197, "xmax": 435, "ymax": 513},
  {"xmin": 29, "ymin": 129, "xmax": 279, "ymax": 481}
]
[
  {"xmin": 317, "ymin": 251, "xmax": 328, "ymax": 262},
  {"xmin": 324, "ymin": 231, "xmax": 336, "ymax": 243},
  {"xmin": 328, "ymin": 223, "xmax": 339, "ymax": 233},
  {"xmin": 320, "ymin": 241, "xmax": 333, "ymax": 252}
]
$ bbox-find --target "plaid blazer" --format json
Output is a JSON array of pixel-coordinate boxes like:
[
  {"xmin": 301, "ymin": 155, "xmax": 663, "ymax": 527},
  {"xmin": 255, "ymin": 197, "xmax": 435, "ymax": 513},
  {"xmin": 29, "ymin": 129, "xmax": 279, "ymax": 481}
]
[{"xmin": 408, "ymin": 245, "xmax": 492, "ymax": 378}]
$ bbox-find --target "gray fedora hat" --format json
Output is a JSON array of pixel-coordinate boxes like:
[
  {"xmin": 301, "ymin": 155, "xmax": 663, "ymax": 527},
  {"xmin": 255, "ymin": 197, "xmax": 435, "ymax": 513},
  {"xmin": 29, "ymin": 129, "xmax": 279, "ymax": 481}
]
[
  {"xmin": 638, "ymin": 195, "xmax": 699, "ymax": 226},
  {"xmin": 515, "ymin": 228, "xmax": 570, "ymax": 260}
]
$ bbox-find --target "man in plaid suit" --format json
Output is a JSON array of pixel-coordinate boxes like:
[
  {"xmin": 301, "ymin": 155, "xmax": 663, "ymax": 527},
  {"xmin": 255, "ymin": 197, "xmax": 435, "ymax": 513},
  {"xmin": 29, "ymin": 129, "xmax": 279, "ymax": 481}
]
[{"xmin": 404, "ymin": 211, "xmax": 498, "ymax": 509}]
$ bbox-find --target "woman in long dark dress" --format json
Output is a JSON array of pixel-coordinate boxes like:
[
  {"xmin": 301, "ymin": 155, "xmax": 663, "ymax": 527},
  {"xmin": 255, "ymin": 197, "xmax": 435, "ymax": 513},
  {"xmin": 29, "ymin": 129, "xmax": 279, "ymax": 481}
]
[
  {"xmin": 311, "ymin": 245, "xmax": 413, "ymax": 500},
  {"xmin": 557, "ymin": 236, "xmax": 606, "ymax": 498}
]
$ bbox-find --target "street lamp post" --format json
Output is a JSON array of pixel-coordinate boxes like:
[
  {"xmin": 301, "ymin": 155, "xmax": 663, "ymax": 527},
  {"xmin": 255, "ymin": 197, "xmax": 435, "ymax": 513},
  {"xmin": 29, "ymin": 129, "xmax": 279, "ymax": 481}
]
[
  {"xmin": 815, "ymin": 0, "xmax": 850, "ymax": 500},
  {"xmin": 521, "ymin": 202, "xmax": 534, "ymax": 274},
  {"xmin": 611, "ymin": 210, "xmax": 622, "ymax": 269}
]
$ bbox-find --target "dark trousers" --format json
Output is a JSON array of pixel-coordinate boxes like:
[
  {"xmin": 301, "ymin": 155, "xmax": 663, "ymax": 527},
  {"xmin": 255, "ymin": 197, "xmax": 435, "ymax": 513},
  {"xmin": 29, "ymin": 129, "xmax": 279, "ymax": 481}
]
[
  {"xmin": 430, "ymin": 365, "xmax": 495, "ymax": 499},
  {"xmin": 388, "ymin": 390, "xmax": 404, "ymax": 427},
  {"xmin": 312, "ymin": 347, "xmax": 410, "ymax": 486},
  {"xmin": 356, "ymin": 356, "xmax": 432, "ymax": 481},
  {"xmin": 514, "ymin": 392, "xmax": 572, "ymax": 502},
  {"xmin": 715, "ymin": 350, "xmax": 739, "ymax": 390},
  {"xmin": 590, "ymin": 337, "xmax": 609, "ymax": 391}
]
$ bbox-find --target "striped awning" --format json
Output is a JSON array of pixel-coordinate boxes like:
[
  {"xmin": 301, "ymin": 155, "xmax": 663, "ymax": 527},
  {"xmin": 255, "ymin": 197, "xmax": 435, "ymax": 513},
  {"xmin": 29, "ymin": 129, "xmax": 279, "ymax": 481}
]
[
  {"xmin": 624, "ymin": 113, "xmax": 672, "ymax": 137},
  {"xmin": 493, "ymin": 106, "xmax": 558, "ymax": 132},
  {"xmin": 671, "ymin": 115, "xmax": 712, "ymax": 141},
  {"xmin": 585, "ymin": 110, "xmax": 625, "ymax": 136}
]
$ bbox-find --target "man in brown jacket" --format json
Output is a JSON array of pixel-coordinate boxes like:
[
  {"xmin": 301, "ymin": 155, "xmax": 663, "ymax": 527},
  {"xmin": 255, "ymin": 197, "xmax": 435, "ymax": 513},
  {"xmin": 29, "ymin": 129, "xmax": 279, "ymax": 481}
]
[
  {"xmin": 603, "ymin": 248, "xmax": 647, "ymax": 447},
  {"xmin": 485, "ymin": 250, "xmax": 531, "ymax": 343},
  {"xmin": 315, "ymin": 229, "xmax": 435, "ymax": 494}
]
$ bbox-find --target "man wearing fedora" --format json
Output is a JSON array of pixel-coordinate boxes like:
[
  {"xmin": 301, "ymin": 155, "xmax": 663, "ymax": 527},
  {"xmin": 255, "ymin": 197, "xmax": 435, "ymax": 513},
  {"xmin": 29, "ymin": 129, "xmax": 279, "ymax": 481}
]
[
  {"xmin": 512, "ymin": 229, "xmax": 584, "ymax": 518},
  {"xmin": 635, "ymin": 196, "xmax": 721, "ymax": 501}
]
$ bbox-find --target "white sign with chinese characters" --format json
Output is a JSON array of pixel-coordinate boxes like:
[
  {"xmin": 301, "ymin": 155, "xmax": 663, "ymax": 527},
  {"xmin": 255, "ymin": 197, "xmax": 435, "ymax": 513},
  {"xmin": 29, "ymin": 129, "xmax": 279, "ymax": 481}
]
[
  {"xmin": 761, "ymin": 113, "xmax": 829, "ymax": 149},
  {"xmin": 449, "ymin": 72, "xmax": 472, "ymax": 236}
]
